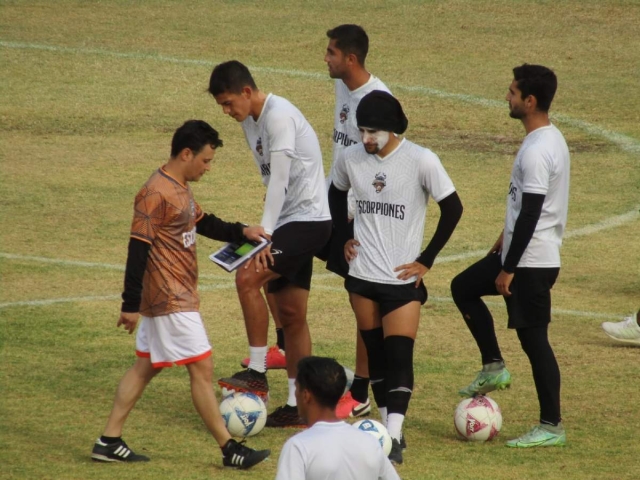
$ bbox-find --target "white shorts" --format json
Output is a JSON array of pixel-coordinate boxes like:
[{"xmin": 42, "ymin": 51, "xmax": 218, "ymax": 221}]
[{"xmin": 135, "ymin": 312, "xmax": 212, "ymax": 368}]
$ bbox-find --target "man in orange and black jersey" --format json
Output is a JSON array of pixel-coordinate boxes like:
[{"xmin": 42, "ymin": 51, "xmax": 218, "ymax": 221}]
[{"xmin": 91, "ymin": 120, "xmax": 270, "ymax": 470}]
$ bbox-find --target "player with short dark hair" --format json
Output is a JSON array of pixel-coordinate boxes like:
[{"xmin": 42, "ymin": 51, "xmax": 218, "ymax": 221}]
[
  {"xmin": 296, "ymin": 356, "xmax": 348, "ymax": 410},
  {"xmin": 451, "ymin": 64, "xmax": 570, "ymax": 448},
  {"xmin": 325, "ymin": 24, "xmax": 369, "ymax": 71},
  {"xmin": 91, "ymin": 120, "xmax": 270, "ymax": 469},
  {"xmin": 275, "ymin": 356, "xmax": 400, "ymax": 480},
  {"xmin": 208, "ymin": 60, "xmax": 258, "ymax": 94},
  {"xmin": 208, "ymin": 61, "xmax": 332, "ymax": 428},
  {"xmin": 333, "ymin": 91, "xmax": 463, "ymax": 464},
  {"xmin": 321, "ymin": 24, "xmax": 393, "ymax": 421}
]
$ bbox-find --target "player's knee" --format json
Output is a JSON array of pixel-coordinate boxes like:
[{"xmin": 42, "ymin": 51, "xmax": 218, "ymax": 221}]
[
  {"xmin": 187, "ymin": 358, "xmax": 213, "ymax": 381},
  {"xmin": 450, "ymin": 273, "xmax": 465, "ymax": 303},
  {"xmin": 235, "ymin": 268, "xmax": 261, "ymax": 293},
  {"xmin": 278, "ymin": 310, "xmax": 305, "ymax": 331}
]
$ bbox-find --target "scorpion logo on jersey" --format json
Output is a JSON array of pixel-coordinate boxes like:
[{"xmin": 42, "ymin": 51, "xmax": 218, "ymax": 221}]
[
  {"xmin": 256, "ymin": 137, "xmax": 264, "ymax": 157},
  {"xmin": 372, "ymin": 172, "xmax": 387, "ymax": 193},
  {"xmin": 339, "ymin": 104, "xmax": 349, "ymax": 124}
]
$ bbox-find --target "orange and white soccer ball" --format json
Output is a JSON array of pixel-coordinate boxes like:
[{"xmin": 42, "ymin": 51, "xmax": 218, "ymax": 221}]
[{"xmin": 454, "ymin": 395, "xmax": 502, "ymax": 441}]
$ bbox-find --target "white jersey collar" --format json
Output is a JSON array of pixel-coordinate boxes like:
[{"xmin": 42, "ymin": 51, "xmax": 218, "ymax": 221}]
[
  {"xmin": 346, "ymin": 73, "xmax": 378, "ymax": 94},
  {"xmin": 374, "ymin": 137, "xmax": 406, "ymax": 162},
  {"xmin": 254, "ymin": 93, "xmax": 273, "ymax": 124}
]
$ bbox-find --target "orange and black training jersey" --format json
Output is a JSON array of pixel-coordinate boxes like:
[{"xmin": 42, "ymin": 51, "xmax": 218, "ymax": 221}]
[
  {"xmin": 130, "ymin": 168, "xmax": 204, "ymax": 316},
  {"xmin": 123, "ymin": 167, "xmax": 246, "ymax": 317}
]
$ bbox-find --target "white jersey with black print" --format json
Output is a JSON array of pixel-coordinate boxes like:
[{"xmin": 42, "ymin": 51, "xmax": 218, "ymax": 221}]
[
  {"xmin": 502, "ymin": 123, "xmax": 570, "ymax": 268},
  {"xmin": 242, "ymin": 94, "xmax": 330, "ymax": 230},
  {"xmin": 333, "ymin": 139, "xmax": 456, "ymax": 284},
  {"xmin": 327, "ymin": 75, "xmax": 391, "ymax": 187}
]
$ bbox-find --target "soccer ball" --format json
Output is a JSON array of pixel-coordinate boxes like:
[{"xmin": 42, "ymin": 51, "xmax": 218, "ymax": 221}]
[
  {"xmin": 454, "ymin": 395, "xmax": 502, "ymax": 442},
  {"xmin": 219, "ymin": 392, "xmax": 268, "ymax": 437},
  {"xmin": 352, "ymin": 419, "xmax": 392, "ymax": 455}
]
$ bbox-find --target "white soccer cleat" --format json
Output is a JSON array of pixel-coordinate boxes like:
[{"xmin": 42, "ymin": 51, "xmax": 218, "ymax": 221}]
[{"xmin": 601, "ymin": 315, "xmax": 640, "ymax": 345}]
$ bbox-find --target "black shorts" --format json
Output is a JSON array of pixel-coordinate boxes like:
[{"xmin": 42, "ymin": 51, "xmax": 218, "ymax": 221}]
[
  {"xmin": 315, "ymin": 225, "xmax": 350, "ymax": 279},
  {"xmin": 455, "ymin": 253, "xmax": 559, "ymax": 329},
  {"xmin": 267, "ymin": 220, "xmax": 332, "ymax": 293},
  {"xmin": 344, "ymin": 276, "xmax": 428, "ymax": 318},
  {"xmin": 505, "ymin": 266, "xmax": 559, "ymax": 329}
]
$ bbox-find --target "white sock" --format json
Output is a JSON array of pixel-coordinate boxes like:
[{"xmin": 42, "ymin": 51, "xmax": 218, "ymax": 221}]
[
  {"xmin": 248, "ymin": 346, "xmax": 267, "ymax": 373},
  {"xmin": 379, "ymin": 407, "xmax": 388, "ymax": 426},
  {"xmin": 287, "ymin": 378, "xmax": 297, "ymax": 406},
  {"xmin": 387, "ymin": 413, "xmax": 405, "ymax": 441}
]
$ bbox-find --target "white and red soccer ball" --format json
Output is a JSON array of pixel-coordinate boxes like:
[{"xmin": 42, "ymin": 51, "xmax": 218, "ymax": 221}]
[{"xmin": 454, "ymin": 395, "xmax": 502, "ymax": 441}]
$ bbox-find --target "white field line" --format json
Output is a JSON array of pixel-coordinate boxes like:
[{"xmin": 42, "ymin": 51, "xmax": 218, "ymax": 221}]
[
  {"xmin": 435, "ymin": 205, "xmax": 639, "ymax": 264},
  {"xmin": 2, "ymin": 40, "xmax": 640, "ymax": 154},
  {"xmin": 0, "ymin": 285, "xmax": 624, "ymax": 320},
  {"xmin": 0, "ymin": 41, "xmax": 637, "ymax": 319},
  {"xmin": 5, "ymin": 204, "xmax": 634, "ymax": 271},
  {"xmin": 0, "ymin": 295, "xmax": 120, "ymax": 309}
]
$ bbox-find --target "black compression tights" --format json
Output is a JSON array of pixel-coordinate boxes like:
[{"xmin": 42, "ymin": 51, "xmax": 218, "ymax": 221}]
[{"xmin": 516, "ymin": 325, "xmax": 562, "ymax": 426}]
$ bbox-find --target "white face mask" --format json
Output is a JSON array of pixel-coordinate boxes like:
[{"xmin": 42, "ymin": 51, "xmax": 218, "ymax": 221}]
[{"xmin": 359, "ymin": 128, "xmax": 390, "ymax": 154}]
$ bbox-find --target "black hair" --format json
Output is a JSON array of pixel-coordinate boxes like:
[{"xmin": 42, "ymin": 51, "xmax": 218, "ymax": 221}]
[
  {"xmin": 170, "ymin": 120, "xmax": 223, "ymax": 157},
  {"xmin": 208, "ymin": 60, "xmax": 258, "ymax": 96},
  {"xmin": 296, "ymin": 356, "xmax": 347, "ymax": 410},
  {"xmin": 326, "ymin": 24, "xmax": 369, "ymax": 65},
  {"xmin": 513, "ymin": 64, "xmax": 558, "ymax": 112}
]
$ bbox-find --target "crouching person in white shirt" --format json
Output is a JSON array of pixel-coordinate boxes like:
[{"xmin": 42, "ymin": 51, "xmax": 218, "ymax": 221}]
[{"xmin": 276, "ymin": 356, "xmax": 400, "ymax": 480}]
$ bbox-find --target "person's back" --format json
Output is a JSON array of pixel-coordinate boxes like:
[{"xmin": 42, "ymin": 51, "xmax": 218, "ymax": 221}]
[
  {"xmin": 276, "ymin": 421, "xmax": 399, "ymax": 480},
  {"xmin": 275, "ymin": 356, "xmax": 400, "ymax": 480}
]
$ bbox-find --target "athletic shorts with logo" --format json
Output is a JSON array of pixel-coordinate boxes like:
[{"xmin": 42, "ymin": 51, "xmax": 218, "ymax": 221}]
[
  {"xmin": 345, "ymin": 275, "xmax": 428, "ymax": 318},
  {"xmin": 135, "ymin": 312, "xmax": 212, "ymax": 368},
  {"xmin": 267, "ymin": 220, "xmax": 332, "ymax": 293}
]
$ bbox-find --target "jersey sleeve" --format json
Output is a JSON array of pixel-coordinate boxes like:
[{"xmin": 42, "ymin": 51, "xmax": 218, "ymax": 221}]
[
  {"xmin": 520, "ymin": 145, "xmax": 551, "ymax": 195},
  {"xmin": 418, "ymin": 150, "xmax": 456, "ymax": 202},
  {"xmin": 275, "ymin": 438, "xmax": 306, "ymax": 480},
  {"xmin": 332, "ymin": 150, "xmax": 351, "ymax": 191},
  {"xmin": 265, "ymin": 110, "xmax": 297, "ymax": 156},
  {"xmin": 130, "ymin": 185, "xmax": 165, "ymax": 244},
  {"xmin": 194, "ymin": 199, "xmax": 204, "ymax": 223},
  {"xmin": 379, "ymin": 453, "xmax": 401, "ymax": 480}
]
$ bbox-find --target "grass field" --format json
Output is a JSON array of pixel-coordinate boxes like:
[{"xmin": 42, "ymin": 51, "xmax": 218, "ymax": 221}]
[{"xmin": 1, "ymin": 1, "xmax": 639, "ymax": 479}]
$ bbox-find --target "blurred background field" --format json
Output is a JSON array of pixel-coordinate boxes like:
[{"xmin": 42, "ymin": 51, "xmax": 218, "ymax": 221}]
[{"xmin": 1, "ymin": 1, "xmax": 638, "ymax": 479}]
